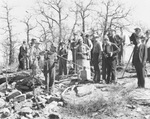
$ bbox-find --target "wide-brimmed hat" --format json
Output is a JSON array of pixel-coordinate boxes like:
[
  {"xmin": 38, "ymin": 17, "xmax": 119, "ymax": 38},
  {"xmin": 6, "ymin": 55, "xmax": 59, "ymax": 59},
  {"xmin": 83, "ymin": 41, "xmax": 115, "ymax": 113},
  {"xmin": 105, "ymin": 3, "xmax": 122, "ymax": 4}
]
[
  {"xmin": 145, "ymin": 30, "xmax": 150, "ymax": 34},
  {"xmin": 134, "ymin": 27, "xmax": 141, "ymax": 31}
]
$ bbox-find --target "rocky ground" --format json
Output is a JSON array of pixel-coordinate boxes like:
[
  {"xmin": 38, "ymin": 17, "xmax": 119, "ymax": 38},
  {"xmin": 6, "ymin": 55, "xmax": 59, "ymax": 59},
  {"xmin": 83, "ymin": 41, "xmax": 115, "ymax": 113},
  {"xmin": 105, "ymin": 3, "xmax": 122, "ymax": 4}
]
[{"xmin": 0, "ymin": 62, "xmax": 150, "ymax": 119}]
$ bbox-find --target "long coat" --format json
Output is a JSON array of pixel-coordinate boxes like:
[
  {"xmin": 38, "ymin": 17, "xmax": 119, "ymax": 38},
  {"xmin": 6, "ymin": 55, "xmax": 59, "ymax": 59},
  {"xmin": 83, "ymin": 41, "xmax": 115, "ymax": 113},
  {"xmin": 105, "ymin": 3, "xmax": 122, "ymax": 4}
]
[{"xmin": 132, "ymin": 44, "xmax": 147, "ymax": 66}]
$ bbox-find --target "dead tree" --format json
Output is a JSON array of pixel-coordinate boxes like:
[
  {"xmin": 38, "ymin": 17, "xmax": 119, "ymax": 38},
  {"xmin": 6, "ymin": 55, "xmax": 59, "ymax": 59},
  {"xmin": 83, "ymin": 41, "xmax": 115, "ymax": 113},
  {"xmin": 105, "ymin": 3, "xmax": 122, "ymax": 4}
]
[
  {"xmin": 38, "ymin": 0, "xmax": 68, "ymax": 48},
  {"xmin": 75, "ymin": 0, "xmax": 93, "ymax": 32},
  {"xmin": 67, "ymin": 2, "xmax": 80, "ymax": 40},
  {"xmin": 97, "ymin": 0, "xmax": 131, "ymax": 37},
  {"xmin": 0, "ymin": 3, "xmax": 17, "ymax": 65},
  {"xmin": 21, "ymin": 14, "xmax": 36, "ymax": 45}
]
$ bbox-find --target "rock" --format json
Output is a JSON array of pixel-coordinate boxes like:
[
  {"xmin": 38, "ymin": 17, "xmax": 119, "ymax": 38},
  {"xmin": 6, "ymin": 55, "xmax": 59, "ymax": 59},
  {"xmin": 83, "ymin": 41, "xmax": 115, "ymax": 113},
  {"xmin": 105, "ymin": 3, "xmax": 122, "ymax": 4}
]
[
  {"xmin": 26, "ymin": 92, "xmax": 33, "ymax": 99},
  {"xmin": 26, "ymin": 114, "xmax": 33, "ymax": 119},
  {"xmin": 74, "ymin": 85, "xmax": 96, "ymax": 97},
  {"xmin": 126, "ymin": 104, "xmax": 136, "ymax": 109},
  {"xmin": 37, "ymin": 95, "xmax": 47, "ymax": 104},
  {"xmin": 129, "ymin": 89, "xmax": 150, "ymax": 105},
  {"xmin": 6, "ymin": 90, "xmax": 22, "ymax": 101},
  {"xmin": 0, "ymin": 83, "xmax": 7, "ymax": 92},
  {"xmin": 145, "ymin": 115, "xmax": 150, "ymax": 119},
  {"xmin": 48, "ymin": 113, "xmax": 60, "ymax": 119},
  {"xmin": 22, "ymin": 100, "xmax": 33, "ymax": 107},
  {"xmin": 20, "ymin": 107, "xmax": 33, "ymax": 114},
  {"xmin": 14, "ymin": 100, "xmax": 33, "ymax": 112},
  {"xmin": 14, "ymin": 102, "xmax": 24, "ymax": 111},
  {"xmin": 14, "ymin": 94, "xmax": 26, "ymax": 103},
  {"xmin": 47, "ymin": 96, "xmax": 61, "ymax": 103},
  {"xmin": 1, "ymin": 108, "xmax": 11, "ymax": 118},
  {"xmin": 58, "ymin": 102, "xmax": 63, "ymax": 106},
  {"xmin": 20, "ymin": 116, "xmax": 28, "ymax": 119},
  {"xmin": 0, "ymin": 92, "xmax": 5, "ymax": 97},
  {"xmin": 136, "ymin": 107, "xmax": 144, "ymax": 114},
  {"xmin": 43, "ymin": 101, "xmax": 58, "ymax": 115},
  {"xmin": 33, "ymin": 112, "xmax": 40, "ymax": 118},
  {"xmin": 0, "ymin": 98, "xmax": 5, "ymax": 108}
]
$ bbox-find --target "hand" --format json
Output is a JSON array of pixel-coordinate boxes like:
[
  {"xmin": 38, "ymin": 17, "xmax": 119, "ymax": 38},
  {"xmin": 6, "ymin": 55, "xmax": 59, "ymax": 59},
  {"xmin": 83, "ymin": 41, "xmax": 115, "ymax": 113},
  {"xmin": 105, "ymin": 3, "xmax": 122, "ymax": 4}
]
[{"xmin": 109, "ymin": 52, "xmax": 113, "ymax": 57}]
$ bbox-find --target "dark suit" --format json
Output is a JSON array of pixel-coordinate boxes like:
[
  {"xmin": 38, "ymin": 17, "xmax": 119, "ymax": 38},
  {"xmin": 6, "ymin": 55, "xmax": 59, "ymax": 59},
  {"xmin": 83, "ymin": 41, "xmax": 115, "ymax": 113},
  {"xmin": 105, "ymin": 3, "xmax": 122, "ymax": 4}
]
[
  {"xmin": 130, "ymin": 33, "xmax": 139, "ymax": 45},
  {"xmin": 58, "ymin": 48, "xmax": 68, "ymax": 75},
  {"xmin": 104, "ymin": 43, "xmax": 120, "ymax": 84},
  {"xmin": 132, "ymin": 44, "xmax": 147, "ymax": 88},
  {"xmin": 18, "ymin": 45, "xmax": 28, "ymax": 70}
]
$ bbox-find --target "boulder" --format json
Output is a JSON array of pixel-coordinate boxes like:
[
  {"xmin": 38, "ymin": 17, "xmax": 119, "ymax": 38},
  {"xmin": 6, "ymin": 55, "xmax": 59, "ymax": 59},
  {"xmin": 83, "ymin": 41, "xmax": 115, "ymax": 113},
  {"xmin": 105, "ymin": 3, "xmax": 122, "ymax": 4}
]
[
  {"xmin": 48, "ymin": 113, "xmax": 60, "ymax": 119},
  {"xmin": 0, "ymin": 92, "xmax": 5, "ymax": 97},
  {"xmin": 20, "ymin": 107, "xmax": 33, "ymax": 114},
  {"xmin": 0, "ymin": 98, "xmax": 5, "ymax": 108},
  {"xmin": 74, "ymin": 85, "xmax": 96, "ymax": 97},
  {"xmin": 14, "ymin": 94, "xmax": 26, "ymax": 103},
  {"xmin": 6, "ymin": 90, "xmax": 22, "ymax": 101},
  {"xmin": 1, "ymin": 108, "xmax": 11, "ymax": 118}
]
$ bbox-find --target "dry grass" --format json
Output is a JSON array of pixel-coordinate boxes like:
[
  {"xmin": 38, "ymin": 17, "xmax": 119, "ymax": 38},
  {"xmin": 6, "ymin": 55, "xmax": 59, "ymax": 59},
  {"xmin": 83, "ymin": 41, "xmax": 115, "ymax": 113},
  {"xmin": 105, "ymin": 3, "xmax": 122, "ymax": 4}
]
[{"xmin": 63, "ymin": 84, "xmax": 135, "ymax": 118}]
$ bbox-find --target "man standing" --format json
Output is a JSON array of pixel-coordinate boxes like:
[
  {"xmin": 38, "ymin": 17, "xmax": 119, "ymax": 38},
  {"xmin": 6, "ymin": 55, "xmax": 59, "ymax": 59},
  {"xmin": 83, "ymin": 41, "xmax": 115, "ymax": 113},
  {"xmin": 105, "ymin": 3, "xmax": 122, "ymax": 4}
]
[
  {"xmin": 107, "ymin": 29, "xmax": 118, "ymax": 44},
  {"xmin": 84, "ymin": 34, "xmax": 93, "ymax": 61},
  {"xmin": 76, "ymin": 37, "xmax": 91, "ymax": 80},
  {"xmin": 92, "ymin": 34, "xmax": 103, "ymax": 83},
  {"xmin": 70, "ymin": 33, "xmax": 78, "ymax": 73},
  {"xmin": 18, "ymin": 41, "xmax": 28, "ymax": 70},
  {"xmin": 132, "ymin": 37, "xmax": 147, "ymax": 88},
  {"xmin": 145, "ymin": 30, "xmax": 150, "ymax": 63},
  {"xmin": 58, "ymin": 42, "xmax": 68, "ymax": 76},
  {"xmin": 130, "ymin": 28, "xmax": 141, "ymax": 46},
  {"xmin": 103, "ymin": 35, "xmax": 120, "ymax": 84},
  {"xmin": 43, "ymin": 44, "xmax": 57, "ymax": 94}
]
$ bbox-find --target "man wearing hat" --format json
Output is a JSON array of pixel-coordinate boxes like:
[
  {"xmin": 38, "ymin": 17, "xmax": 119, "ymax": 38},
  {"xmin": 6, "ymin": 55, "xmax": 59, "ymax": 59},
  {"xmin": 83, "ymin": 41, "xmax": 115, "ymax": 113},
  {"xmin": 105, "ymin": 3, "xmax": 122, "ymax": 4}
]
[
  {"xmin": 92, "ymin": 34, "xmax": 103, "ymax": 83},
  {"xmin": 132, "ymin": 36, "xmax": 147, "ymax": 88},
  {"xmin": 58, "ymin": 41, "xmax": 68, "ymax": 76},
  {"xmin": 145, "ymin": 30, "xmax": 150, "ymax": 62},
  {"xmin": 18, "ymin": 41, "xmax": 28, "ymax": 70},
  {"xmin": 84, "ymin": 34, "xmax": 93, "ymax": 63},
  {"xmin": 130, "ymin": 28, "xmax": 141, "ymax": 46},
  {"xmin": 70, "ymin": 32, "xmax": 78, "ymax": 72},
  {"xmin": 103, "ymin": 35, "xmax": 120, "ymax": 84}
]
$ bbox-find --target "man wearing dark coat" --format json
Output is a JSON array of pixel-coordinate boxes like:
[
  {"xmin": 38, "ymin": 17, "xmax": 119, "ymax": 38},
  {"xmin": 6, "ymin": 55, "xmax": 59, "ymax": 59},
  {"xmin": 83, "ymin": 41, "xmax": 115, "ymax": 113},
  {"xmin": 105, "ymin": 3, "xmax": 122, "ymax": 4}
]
[
  {"xmin": 58, "ymin": 42, "xmax": 68, "ymax": 76},
  {"xmin": 18, "ymin": 41, "xmax": 28, "ymax": 70},
  {"xmin": 132, "ymin": 37, "xmax": 147, "ymax": 88},
  {"xmin": 103, "ymin": 35, "xmax": 120, "ymax": 84},
  {"xmin": 130, "ymin": 28, "xmax": 141, "ymax": 46}
]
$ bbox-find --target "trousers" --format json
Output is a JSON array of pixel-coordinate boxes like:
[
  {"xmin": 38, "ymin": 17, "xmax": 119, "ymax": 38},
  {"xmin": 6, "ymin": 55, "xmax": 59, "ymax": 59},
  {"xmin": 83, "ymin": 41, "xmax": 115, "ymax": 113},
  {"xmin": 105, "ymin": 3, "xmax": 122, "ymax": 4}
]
[
  {"xmin": 134, "ymin": 63, "xmax": 145, "ymax": 88},
  {"xmin": 106, "ymin": 57, "xmax": 117, "ymax": 84},
  {"xmin": 93, "ymin": 53, "xmax": 101, "ymax": 82}
]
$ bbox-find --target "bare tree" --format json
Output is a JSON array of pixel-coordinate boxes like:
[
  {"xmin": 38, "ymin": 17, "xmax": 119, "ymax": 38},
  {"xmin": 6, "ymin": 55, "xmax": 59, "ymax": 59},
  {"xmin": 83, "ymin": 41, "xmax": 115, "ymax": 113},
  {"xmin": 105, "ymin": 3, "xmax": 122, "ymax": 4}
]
[
  {"xmin": 0, "ymin": 2, "xmax": 17, "ymax": 65},
  {"xmin": 37, "ymin": 0, "xmax": 68, "ymax": 47},
  {"xmin": 75, "ymin": 0, "xmax": 93, "ymax": 32},
  {"xmin": 21, "ymin": 14, "xmax": 36, "ymax": 45},
  {"xmin": 97, "ymin": 0, "xmax": 131, "ymax": 37}
]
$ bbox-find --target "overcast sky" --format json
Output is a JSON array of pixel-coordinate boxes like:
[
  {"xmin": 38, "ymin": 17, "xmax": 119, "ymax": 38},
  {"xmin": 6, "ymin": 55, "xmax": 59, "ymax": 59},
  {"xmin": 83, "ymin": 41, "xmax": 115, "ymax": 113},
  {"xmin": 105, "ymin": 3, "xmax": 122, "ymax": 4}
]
[
  {"xmin": 0, "ymin": 0, "xmax": 149, "ymax": 32},
  {"xmin": 0, "ymin": 0, "xmax": 150, "ymax": 64}
]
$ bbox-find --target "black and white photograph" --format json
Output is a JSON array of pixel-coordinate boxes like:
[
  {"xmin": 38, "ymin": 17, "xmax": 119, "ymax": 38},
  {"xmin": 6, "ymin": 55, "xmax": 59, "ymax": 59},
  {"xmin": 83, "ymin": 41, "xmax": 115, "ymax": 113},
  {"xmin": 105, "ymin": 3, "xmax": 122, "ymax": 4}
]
[{"xmin": 0, "ymin": 0, "xmax": 150, "ymax": 118}]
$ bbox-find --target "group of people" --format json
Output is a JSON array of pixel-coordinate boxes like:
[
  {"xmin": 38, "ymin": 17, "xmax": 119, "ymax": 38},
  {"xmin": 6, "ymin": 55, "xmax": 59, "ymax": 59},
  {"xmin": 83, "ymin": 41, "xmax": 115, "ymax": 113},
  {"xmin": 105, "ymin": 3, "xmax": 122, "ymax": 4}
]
[
  {"xmin": 18, "ymin": 27, "xmax": 149, "ymax": 94},
  {"xmin": 57, "ymin": 30, "xmax": 124, "ymax": 84}
]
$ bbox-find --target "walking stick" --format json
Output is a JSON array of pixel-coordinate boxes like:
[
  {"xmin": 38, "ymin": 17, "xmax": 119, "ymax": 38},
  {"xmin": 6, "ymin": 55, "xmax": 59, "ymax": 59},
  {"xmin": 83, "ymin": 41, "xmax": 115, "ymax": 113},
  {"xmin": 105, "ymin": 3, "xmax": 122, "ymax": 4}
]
[{"xmin": 121, "ymin": 47, "xmax": 134, "ymax": 78}]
